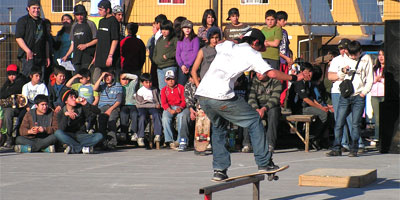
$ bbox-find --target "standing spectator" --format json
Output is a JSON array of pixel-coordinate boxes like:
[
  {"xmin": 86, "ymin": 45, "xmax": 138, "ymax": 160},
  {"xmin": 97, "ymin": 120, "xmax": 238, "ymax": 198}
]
[
  {"xmin": 119, "ymin": 73, "xmax": 139, "ymax": 143},
  {"xmin": 327, "ymin": 40, "xmax": 374, "ymax": 157},
  {"xmin": 62, "ymin": 5, "xmax": 97, "ymax": 75},
  {"xmin": 0, "ymin": 64, "xmax": 28, "ymax": 147},
  {"xmin": 261, "ymin": 10, "xmax": 282, "ymax": 70},
  {"xmin": 16, "ymin": 95, "xmax": 57, "ymax": 153},
  {"xmin": 120, "ymin": 23, "xmax": 146, "ymax": 77},
  {"xmin": 198, "ymin": 9, "xmax": 221, "ymax": 47},
  {"xmin": 153, "ymin": 20, "xmax": 178, "ymax": 90},
  {"xmin": 15, "ymin": 0, "xmax": 50, "ymax": 78},
  {"xmin": 370, "ymin": 49, "xmax": 385, "ymax": 141},
  {"xmin": 173, "ymin": 16, "xmax": 187, "ymax": 40},
  {"xmin": 54, "ymin": 14, "xmax": 73, "ymax": 61},
  {"xmin": 94, "ymin": 69, "xmax": 123, "ymax": 149},
  {"xmin": 176, "ymin": 20, "xmax": 200, "ymax": 86},
  {"xmin": 191, "ymin": 27, "xmax": 221, "ymax": 86},
  {"xmin": 112, "ymin": 5, "xmax": 126, "ymax": 39},
  {"xmin": 223, "ymin": 8, "xmax": 251, "ymax": 42},
  {"xmin": 134, "ymin": 73, "xmax": 162, "ymax": 146},
  {"xmin": 92, "ymin": 0, "xmax": 120, "ymax": 83},
  {"xmin": 47, "ymin": 66, "xmax": 69, "ymax": 113},
  {"xmin": 55, "ymin": 90, "xmax": 103, "ymax": 154}
]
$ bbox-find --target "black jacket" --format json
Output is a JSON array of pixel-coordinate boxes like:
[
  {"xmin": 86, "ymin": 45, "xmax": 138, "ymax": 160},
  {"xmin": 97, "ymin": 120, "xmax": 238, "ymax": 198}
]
[
  {"xmin": 57, "ymin": 103, "xmax": 100, "ymax": 134},
  {"xmin": 0, "ymin": 74, "xmax": 28, "ymax": 99}
]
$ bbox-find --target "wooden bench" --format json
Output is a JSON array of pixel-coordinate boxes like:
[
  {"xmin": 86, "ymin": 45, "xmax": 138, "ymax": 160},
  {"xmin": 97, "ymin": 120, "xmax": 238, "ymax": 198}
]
[{"xmin": 286, "ymin": 115, "xmax": 317, "ymax": 152}]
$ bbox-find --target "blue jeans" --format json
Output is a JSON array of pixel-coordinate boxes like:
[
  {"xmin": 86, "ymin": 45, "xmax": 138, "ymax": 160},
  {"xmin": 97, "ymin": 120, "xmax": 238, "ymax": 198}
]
[
  {"xmin": 177, "ymin": 66, "xmax": 189, "ymax": 86},
  {"xmin": 157, "ymin": 66, "xmax": 177, "ymax": 91},
  {"xmin": 199, "ymin": 96, "xmax": 272, "ymax": 170},
  {"xmin": 162, "ymin": 106, "xmax": 187, "ymax": 143},
  {"xmin": 333, "ymin": 95, "xmax": 365, "ymax": 152},
  {"xmin": 54, "ymin": 130, "xmax": 103, "ymax": 154},
  {"xmin": 120, "ymin": 105, "xmax": 138, "ymax": 134},
  {"xmin": 138, "ymin": 108, "xmax": 162, "ymax": 138}
]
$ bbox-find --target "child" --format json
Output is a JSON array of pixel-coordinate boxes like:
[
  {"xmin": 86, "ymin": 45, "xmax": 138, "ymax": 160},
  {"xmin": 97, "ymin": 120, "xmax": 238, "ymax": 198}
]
[
  {"xmin": 135, "ymin": 73, "xmax": 162, "ymax": 146},
  {"xmin": 22, "ymin": 66, "xmax": 49, "ymax": 110},
  {"xmin": 119, "ymin": 72, "xmax": 139, "ymax": 143},
  {"xmin": 261, "ymin": 9, "xmax": 282, "ymax": 70},
  {"xmin": 47, "ymin": 66, "xmax": 69, "ymax": 113},
  {"xmin": 191, "ymin": 27, "xmax": 221, "ymax": 86},
  {"xmin": 120, "ymin": 23, "xmax": 146, "ymax": 77},
  {"xmin": 223, "ymin": 8, "xmax": 251, "ymax": 42},
  {"xmin": 152, "ymin": 20, "xmax": 178, "ymax": 91},
  {"xmin": 66, "ymin": 68, "xmax": 99, "ymax": 132},
  {"xmin": 93, "ymin": 69, "xmax": 123, "ymax": 149},
  {"xmin": 16, "ymin": 95, "xmax": 58, "ymax": 153},
  {"xmin": 160, "ymin": 70, "xmax": 187, "ymax": 149},
  {"xmin": 176, "ymin": 20, "xmax": 200, "ymax": 86}
]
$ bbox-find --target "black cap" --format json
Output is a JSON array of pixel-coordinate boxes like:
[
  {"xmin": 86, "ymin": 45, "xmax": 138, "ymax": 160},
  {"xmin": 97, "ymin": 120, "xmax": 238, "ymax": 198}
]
[
  {"xmin": 27, "ymin": 0, "xmax": 40, "ymax": 7},
  {"xmin": 338, "ymin": 38, "xmax": 351, "ymax": 49},
  {"xmin": 226, "ymin": 8, "xmax": 239, "ymax": 20},
  {"xmin": 73, "ymin": 5, "xmax": 87, "ymax": 15},
  {"xmin": 243, "ymin": 28, "xmax": 266, "ymax": 52},
  {"xmin": 98, "ymin": 0, "xmax": 111, "ymax": 10}
]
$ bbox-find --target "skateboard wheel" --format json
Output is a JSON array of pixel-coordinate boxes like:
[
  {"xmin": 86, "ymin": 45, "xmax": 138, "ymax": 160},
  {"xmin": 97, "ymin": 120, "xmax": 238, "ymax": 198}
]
[
  {"xmin": 274, "ymin": 176, "xmax": 279, "ymax": 181},
  {"xmin": 267, "ymin": 175, "xmax": 274, "ymax": 181}
]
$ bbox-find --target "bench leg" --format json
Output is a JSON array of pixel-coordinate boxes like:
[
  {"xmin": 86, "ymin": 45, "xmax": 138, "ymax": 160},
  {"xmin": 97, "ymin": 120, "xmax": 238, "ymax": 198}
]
[
  {"xmin": 287, "ymin": 122, "xmax": 306, "ymax": 144},
  {"xmin": 253, "ymin": 181, "xmax": 260, "ymax": 200},
  {"xmin": 305, "ymin": 122, "xmax": 310, "ymax": 152}
]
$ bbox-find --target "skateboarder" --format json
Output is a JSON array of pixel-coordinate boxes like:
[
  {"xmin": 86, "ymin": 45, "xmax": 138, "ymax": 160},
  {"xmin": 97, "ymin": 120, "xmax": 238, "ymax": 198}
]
[{"xmin": 195, "ymin": 28, "xmax": 306, "ymax": 181}]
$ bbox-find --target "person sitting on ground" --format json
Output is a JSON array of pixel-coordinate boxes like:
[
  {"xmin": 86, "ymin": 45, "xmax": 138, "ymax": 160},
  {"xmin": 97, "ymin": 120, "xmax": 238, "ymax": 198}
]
[
  {"xmin": 48, "ymin": 66, "xmax": 69, "ymax": 113},
  {"xmin": 247, "ymin": 72, "xmax": 282, "ymax": 153},
  {"xmin": 54, "ymin": 90, "xmax": 103, "ymax": 154},
  {"xmin": 93, "ymin": 69, "xmax": 123, "ymax": 149},
  {"xmin": 134, "ymin": 73, "xmax": 162, "ymax": 147},
  {"xmin": 119, "ymin": 72, "xmax": 139, "ymax": 143},
  {"xmin": 160, "ymin": 70, "xmax": 187, "ymax": 149},
  {"xmin": 16, "ymin": 95, "xmax": 58, "ymax": 153}
]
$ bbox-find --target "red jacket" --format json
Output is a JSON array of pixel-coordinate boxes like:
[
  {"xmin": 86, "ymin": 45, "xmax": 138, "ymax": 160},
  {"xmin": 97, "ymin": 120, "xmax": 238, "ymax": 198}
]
[{"xmin": 161, "ymin": 84, "xmax": 186, "ymax": 110}]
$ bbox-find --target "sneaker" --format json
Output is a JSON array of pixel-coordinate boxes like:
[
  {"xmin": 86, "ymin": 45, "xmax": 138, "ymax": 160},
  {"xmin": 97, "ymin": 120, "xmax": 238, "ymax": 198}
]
[
  {"xmin": 42, "ymin": 145, "xmax": 55, "ymax": 153},
  {"xmin": 326, "ymin": 150, "xmax": 342, "ymax": 157},
  {"xmin": 357, "ymin": 148, "xmax": 366, "ymax": 154},
  {"xmin": 137, "ymin": 138, "xmax": 145, "ymax": 147},
  {"xmin": 348, "ymin": 151, "xmax": 358, "ymax": 157},
  {"xmin": 64, "ymin": 146, "xmax": 72, "ymax": 154},
  {"xmin": 82, "ymin": 146, "xmax": 94, "ymax": 154},
  {"xmin": 177, "ymin": 143, "xmax": 187, "ymax": 152},
  {"xmin": 4, "ymin": 138, "xmax": 13, "ymax": 148},
  {"xmin": 206, "ymin": 144, "xmax": 212, "ymax": 151},
  {"xmin": 258, "ymin": 160, "xmax": 279, "ymax": 172},
  {"xmin": 169, "ymin": 142, "xmax": 177, "ymax": 149},
  {"xmin": 154, "ymin": 135, "xmax": 161, "ymax": 142},
  {"xmin": 131, "ymin": 133, "xmax": 138, "ymax": 142},
  {"xmin": 241, "ymin": 145, "xmax": 252, "ymax": 153},
  {"xmin": 14, "ymin": 145, "xmax": 31, "ymax": 153},
  {"xmin": 212, "ymin": 169, "xmax": 228, "ymax": 181},
  {"xmin": 341, "ymin": 147, "xmax": 349, "ymax": 152}
]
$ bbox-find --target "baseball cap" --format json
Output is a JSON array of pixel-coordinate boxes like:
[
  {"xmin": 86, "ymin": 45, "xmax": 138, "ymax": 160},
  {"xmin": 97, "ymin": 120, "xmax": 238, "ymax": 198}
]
[
  {"xmin": 226, "ymin": 8, "xmax": 239, "ymax": 20},
  {"xmin": 338, "ymin": 38, "xmax": 351, "ymax": 49},
  {"xmin": 165, "ymin": 70, "xmax": 175, "ymax": 79},
  {"xmin": 243, "ymin": 28, "xmax": 266, "ymax": 52},
  {"xmin": 181, "ymin": 20, "xmax": 193, "ymax": 29},
  {"xmin": 6, "ymin": 64, "xmax": 18, "ymax": 75},
  {"xmin": 98, "ymin": 0, "xmax": 111, "ymax": 10},
  {"xmin": 73, "ymin": 5, "xmax": 87, "ymax": 15},
  {"xmin": 112, "ymin": 5, "xmax": 123, "ymax": 14},
  {"xmin": 27, "ymin": 0, "xmax": 40, "ymax": 7}
]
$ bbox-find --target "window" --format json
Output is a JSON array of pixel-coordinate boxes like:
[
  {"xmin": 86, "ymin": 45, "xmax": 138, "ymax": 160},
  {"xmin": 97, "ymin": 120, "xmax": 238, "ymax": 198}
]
[
  {"xmin": 241, "ymin": 0, "xmax": 269, "ymax": 4},
  {"xmin": 158, "ymin": 0, "xmax": 185, "ymax": 4},
  {"xmin": 52, "ymin": 0, "xmax": 74, "ymax": 12},
  {"xmin": 377, "ymin": 0, "xmax": 384, "ymax": 17},
  {"xmin": 327, "ymin": 0, "xmax": 333, "ymax": 11}
]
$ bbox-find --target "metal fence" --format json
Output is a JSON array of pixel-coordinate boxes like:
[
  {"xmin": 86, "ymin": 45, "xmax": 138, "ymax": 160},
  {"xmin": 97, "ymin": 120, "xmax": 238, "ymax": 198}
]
[{"xmin": 0, "ymin": 0, "xmax": 398, "ymax": 86}]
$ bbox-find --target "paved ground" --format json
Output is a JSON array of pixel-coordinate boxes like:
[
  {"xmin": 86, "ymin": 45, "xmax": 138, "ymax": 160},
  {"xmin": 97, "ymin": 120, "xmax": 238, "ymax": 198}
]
[{"xmin": 1, "ymin": 146, "xmax": 399, "ymax": 200}]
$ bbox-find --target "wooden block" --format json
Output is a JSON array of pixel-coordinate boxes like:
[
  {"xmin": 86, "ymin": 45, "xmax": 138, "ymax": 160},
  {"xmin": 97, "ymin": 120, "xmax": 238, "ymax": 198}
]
[
  {"xmin": 299, "ymin": 168, "xmax": 377, "ymax": 188},
  {"xmin": 286, "ymin": 115, "xmax": 315, "ymax": 122}
]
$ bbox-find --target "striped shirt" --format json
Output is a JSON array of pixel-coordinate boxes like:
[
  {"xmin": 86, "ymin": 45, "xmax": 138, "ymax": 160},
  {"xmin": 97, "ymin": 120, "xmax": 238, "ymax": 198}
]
[{"xmin": 248, "ymin": 77, "xmax": 282, "ymax": 112}]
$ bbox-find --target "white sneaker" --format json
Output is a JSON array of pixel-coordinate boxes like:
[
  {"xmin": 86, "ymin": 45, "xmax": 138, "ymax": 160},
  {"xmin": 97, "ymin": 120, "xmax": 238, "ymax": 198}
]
[
  {"xmin": 131, "ymin": 133, "xmax": 138, "ymax": 142},
  {"xmin": 82, "ymin": 146, "xmax": 93, "ymax": 154},
  {"xmin": 137, "ymin": 138, "xmax": 145, "ymax": 147},
  {"xmin": 154, "ymin": 135, "xmax": 161, "ymax": 142},
  {"xmin": 242, "ymin": 145, "xmax": 252, "ymax": 153},
  {"xmin": 206, "ymin": 144, "xmax": 212, "ymax": 151}
]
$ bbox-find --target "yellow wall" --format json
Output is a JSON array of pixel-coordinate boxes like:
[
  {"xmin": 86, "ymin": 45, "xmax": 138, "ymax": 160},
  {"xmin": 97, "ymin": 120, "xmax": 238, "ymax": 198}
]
[
  {"xmin": 330, "ymin": 0, "xmax": 364, "ymax": 36},
  {"xmin": 383, "ymin": 0, "xmax": 400, "ymax": 21}
]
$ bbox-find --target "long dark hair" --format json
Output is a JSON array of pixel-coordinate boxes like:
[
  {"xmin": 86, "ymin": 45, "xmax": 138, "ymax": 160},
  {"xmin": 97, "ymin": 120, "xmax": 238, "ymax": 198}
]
[
  {"xmin": 373, "ymin": 48, "xmax": 385, "ymax": 77},
  {"xmin": 174, "ymin": 16, "xmax": 187, "ymax": 39},
  {"xmin": 57, "ymin": 14, "xmax": 73, "ymax": 36},
  {"xmin": 179, "ymin": 27, "xmax": 197, "ymax": 41},
  {"xmin": 160, "ymin": 20, "xmax": 175, "ymax": 41},
  {"xmin": 201, "ymin": 9, "xmax": 217, "ymax": 28}
]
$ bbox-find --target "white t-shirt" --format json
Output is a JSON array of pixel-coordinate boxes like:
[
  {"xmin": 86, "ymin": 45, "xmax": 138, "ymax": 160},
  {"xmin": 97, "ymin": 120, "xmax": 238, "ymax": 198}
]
[
  {"xmin": 136, "ymin": 86, "xmax": 154, "ymax": 102},
  {"xmin": 22, "ymin": 82, "xmax": 49, "ymax": 108},
  {"xmin": 338, "ymin": 54, "xmax": 373, "ymax": 96},
  {"xmin": 154, "ymin": 30, "xmax": 162, "ymax": 45},
  {"xmin": 328, "ymin": 54, "xmax": 351, "ymax": 93},
  {"xmin": 196, "ymin": 41, "xmax": 273, "ymax": 100}
]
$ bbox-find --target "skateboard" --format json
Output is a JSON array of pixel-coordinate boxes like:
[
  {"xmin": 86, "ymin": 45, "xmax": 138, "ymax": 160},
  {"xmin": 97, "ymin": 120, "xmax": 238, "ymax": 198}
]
[
  {"xmin": 221, "ymin": 165, "xmax": 289, "ymax": 182},
  {"xmin": 0, "ymin": 94, "xmax": 28, "ymax": 108},
  {"xmin": 194, "ymin": 109, "xmax": 211, "ymax": 153}
]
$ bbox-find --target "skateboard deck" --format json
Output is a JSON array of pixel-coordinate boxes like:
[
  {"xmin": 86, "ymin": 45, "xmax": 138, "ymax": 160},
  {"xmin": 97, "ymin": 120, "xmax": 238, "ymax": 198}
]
[
  {"xmin": 0, "ymin": 94, "xmax": 28, "ymax": 108},
  {"xmin": 221, "ymin": 165, "xmax": 289, "ymax": 182},
  {"xmin": 194, "ymin": 109, "xmax": 210, "ymax": 152}
]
